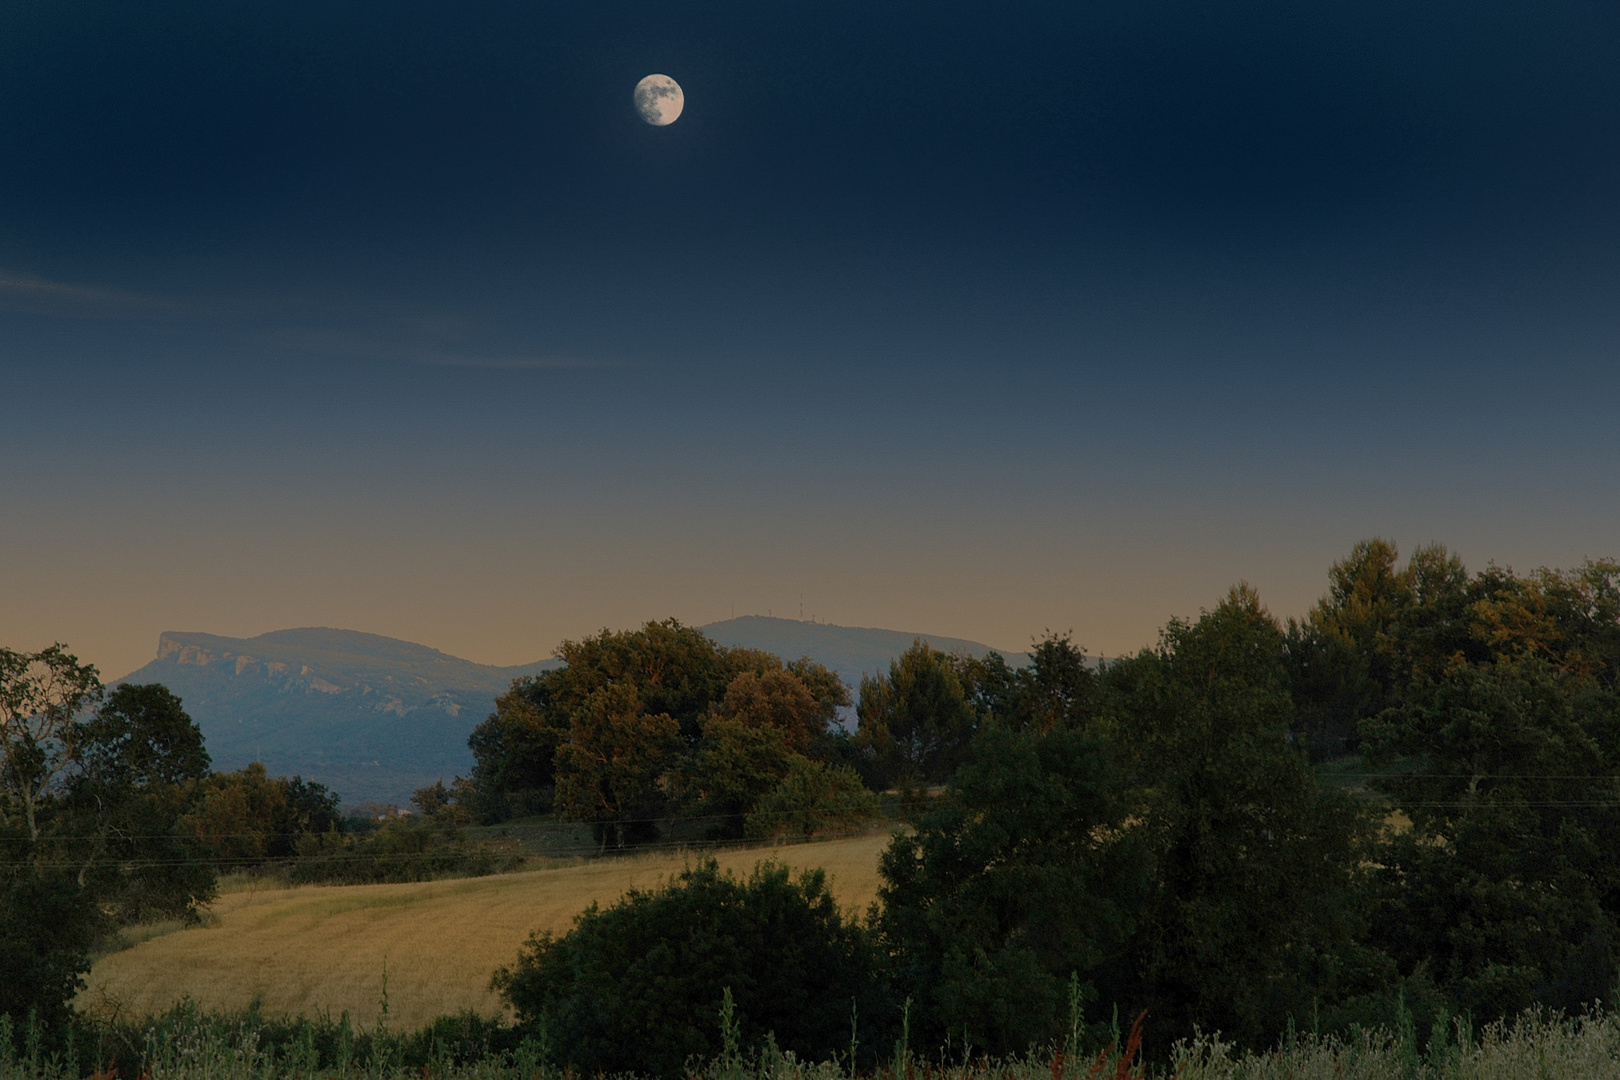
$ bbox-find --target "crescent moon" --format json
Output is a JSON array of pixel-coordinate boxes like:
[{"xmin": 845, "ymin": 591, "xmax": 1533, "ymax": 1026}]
[{"xmin": 634, "ymin": 74, "xmax": 684, "ymax": 126}]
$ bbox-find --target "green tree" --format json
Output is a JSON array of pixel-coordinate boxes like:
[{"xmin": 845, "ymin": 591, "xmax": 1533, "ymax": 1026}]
[
  {"xmin": 464, "ymin": 621, "xmax": 849, "ymax": 826},
  {"xmin": 878, "ymin": 723, "xmax": 1145, "ymax": 1055},
  {"xmin": 67, "ymin": 684, "xmax": 215, "ymax": 922},
  {"xmin": 466, "ymin": 683, "xmax": 564, "ymax": 820},
  {"xmin": 1362, "ymin": 657, "xmax": 1620, "ymax": 1019},
  {"xmin": 552, "ymin": 682, "xmax": 681, "ymax": 849},
  {"xmin": 183, "ymin": 763, "xmax": 342, "ymax": 864},
  {"xmin": 745, "ymin": 758, "xmax": 880, "ymax": 841},
  {"xmin": 1, "ymin": 651, "xmax": 218, "ymax": 1024},
  {"xmin": 493, "ymin": 859, "xmax": 887, "ymax": 1077},
  {"xmin": 0, "ymin": 644, "xmax": 104, "ymax": 844},
  {"xmin": 1104, "ymin": 586, "xmax": 1383, "ymax": 1048},
  {"xmin": 854, "ymin": 640, "xmax": 978, "ymax": 788},
  {"xmin": 678, "ymin": 715, "xmax": 798, "ymax": 836},
  {"xmin": 959, "ymin": 633, "xmax": 1098, "ymax": 735}
]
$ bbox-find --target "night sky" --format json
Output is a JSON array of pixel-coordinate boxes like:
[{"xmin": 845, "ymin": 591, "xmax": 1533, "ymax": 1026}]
[{"xmin": 4, "ymin": 0, "xmax": 1619, "ymax": 678}]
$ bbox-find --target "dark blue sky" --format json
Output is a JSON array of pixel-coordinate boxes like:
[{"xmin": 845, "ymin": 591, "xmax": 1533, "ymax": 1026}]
[{"xmin": 4, "ymin": 0, "xmax": 1619, "ymax": 677}]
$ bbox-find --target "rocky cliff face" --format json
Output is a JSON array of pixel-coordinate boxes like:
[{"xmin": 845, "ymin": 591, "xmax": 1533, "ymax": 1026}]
[{"xmin": 117, "ymin": 628, "xmax": 557, "ymax": 807}]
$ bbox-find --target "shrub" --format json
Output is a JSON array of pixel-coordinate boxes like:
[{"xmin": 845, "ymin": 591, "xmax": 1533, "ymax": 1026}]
[
  {"xmin": 492, "ymin": 858, "xmax": 887, "ymax": 1077},
  {"xmin": 745, "ymin": 759, "xmax": 880, "ymax": 840},
  {"xmin": 287, "ymin": 819, "xmax": 522, "ymax": 885}
]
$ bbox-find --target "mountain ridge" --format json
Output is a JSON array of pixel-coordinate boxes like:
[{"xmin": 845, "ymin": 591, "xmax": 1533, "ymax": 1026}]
[{"xmin": 116, "ymin": 620, "xmax": 1028, "ymax": 806}]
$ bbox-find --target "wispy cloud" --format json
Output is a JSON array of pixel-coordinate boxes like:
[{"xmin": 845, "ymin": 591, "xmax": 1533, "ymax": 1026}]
[
  {"xmin": 0, "ymin": 270, "xmax": 186, "ymax": 319},
  {"xmin": 415, "ymin": 354, "xmax": 621, "ymax": 369},
  {"xmin": 0, "ymin": 269, "xmax": 626, "ymax": 370}
]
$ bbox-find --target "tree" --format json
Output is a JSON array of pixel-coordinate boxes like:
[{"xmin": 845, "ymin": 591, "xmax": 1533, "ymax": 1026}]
[
  {"xmin": 465, "ymin": 681, "xmax": 564, "ymax": 820},
  {"xmin": 1362, "ymin": 657, "xmax": 1620, "ymax": 1019},
  {"xmin": 65, "ymin": 684, "xmax": 215, "ymax": 922},
  {"xmin": 0, "ymin": 869, "xmax": 106, "ymax": 1029},
  {"xmin": 493, "ymin": 859, "xmax": 887, "ymax": 1077},
  {"xmin": 77, "ymin": 683, "xmax": 210, "ymax": 789},
  {"xmin": 552, "ymin": 682, "xmax": 681, "ymax": 849},
  {"xmin": 1103, "ymin": 586, "xmax": 1383, "ymax": 1048},
  {"xmin": 679, "ymin": 715, "xmax": 798, "ymax": 836},
  {"xmin": 854, "ymin": 640, "xmax": 978, "ymax": 788},
  {"xmin": 464, "ymin": 621, "xmax": 849, "ymax": 825},
  {"xmin": 0, "ymin": 644, "xmax": 103, "ymax": 844},
  {"xmin": 959, "ymin": 633, "xmax": 1098, "ymax": 736},
  {"xmin": 745, "ymin": 758, "xmax": 880, "ymax": 841},
  {"xmin": 715, "ymin": 669, "xmax": 826, "ymax": 754},
  {"xmin": 1, "ymin": 653, "xmax": 219, "ymax": 1023},
  {"xmin": 183, "ymin": 763, "xmax": 342, "ymax": 864},
  {"xmin": 878, "ymin": 723, "xmax": 1146, "ymax": 1055}
]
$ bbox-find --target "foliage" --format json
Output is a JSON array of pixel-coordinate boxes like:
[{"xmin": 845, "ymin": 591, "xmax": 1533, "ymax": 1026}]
[
  {"xmin": 411, "ymin": 778, "xmax": 479, "ymax": 825},
  {"xmin": 492, "ymin": 858, "xmax": 887, "ymax": 1077},
  {"xmin": 0, "ymin": 652, "xmax": 214, "ymax": 1024},
  {"xmin": 11, "ymin": 999, "xmax": 1620, "ymax": 1080},
  {"xmin": 0, "ymin": 869, "xmax": 106, "ymax": 1031},
  {"xmin": 1282, "ymin": 541, "xmax": 1620, "ymax": 1023},
  {"xmin": 744, "ymin": 759, "xmax": 880, "ymax": 840},
  {"xmin": 0, "ymin": 644, "xmax": 104, "ymax": 843},
  {"xmin": 553, "ymin": 681, "xmax": 682, "ymax": 849},
  {"xmin": 854, "ymin": 640, "xmax": 978, "ymax": 788},
  {"xmin": 961, "ymin": 633, "xmax": 1099, "ymax": 736},
  {"xmin": 465, "ymin": 620, "xmax": 853, "ymax": 844},
  {"xmin": 287, "ymin": 816, "xmax": 523, "ymax": 884},
  {"xmin": 681, "ymin": 714, "xmax": 799, "ymax": 834},
  {"xmin": 878, "ymin": 723, "xmax": 1146, "ymax": 1055},
  {"xmin": 1362, "ymin": 657, "xmax": 1620, "ymax": 1020},
  {"xmin": 1099, "ymin": 586, "xmax": 1386, "ymax": 1049},
  {"xmin": 66, "ymin": 684, "xmax": 216, "ymax": 923},
  {"xmin": 181, "ymin": 763, "xmax": 343, "ymax": 866}
]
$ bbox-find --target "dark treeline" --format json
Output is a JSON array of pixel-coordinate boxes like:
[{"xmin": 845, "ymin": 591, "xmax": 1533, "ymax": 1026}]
[
  {"xmin": 6, "ymin": 538, "xmax": 1620, "ymax": 1076},
  {"xmin": 469, "ymin": 540, "xmax": 1620, "ymax": 1067}
]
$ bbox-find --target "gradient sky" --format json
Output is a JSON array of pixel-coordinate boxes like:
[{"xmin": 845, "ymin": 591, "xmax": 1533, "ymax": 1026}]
[{"xmin": 3, "ymin": 0, "xmax": 1619, "ymax": 680}]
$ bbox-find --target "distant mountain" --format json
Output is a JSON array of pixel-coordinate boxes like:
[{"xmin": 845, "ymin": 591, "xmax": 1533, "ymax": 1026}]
[
  {"xmin": 698, "ymin": 616, "xmax": 1028, "ymax": 692},
  {"xmin": 115, "ymin": 629, "xmax": 557, "ymax": 808},
  {"xmin": 115, "ymin": 620, "xmax": 1028, "ymax": 808}
]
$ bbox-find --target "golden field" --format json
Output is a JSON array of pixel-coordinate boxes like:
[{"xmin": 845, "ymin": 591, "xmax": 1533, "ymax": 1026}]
[{"xmin": 79, "ymin": 831, "xmax": 896, "ymax": 1031}]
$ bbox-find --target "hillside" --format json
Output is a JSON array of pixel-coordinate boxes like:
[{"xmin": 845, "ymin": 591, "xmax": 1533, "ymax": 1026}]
[
  {"xmin": 700, "ymin": 615, "xmax": 1028, "ymax": 690},
  {"xmin": 115, "ymin": 629, "xmax": 558, "ymax": 806}
]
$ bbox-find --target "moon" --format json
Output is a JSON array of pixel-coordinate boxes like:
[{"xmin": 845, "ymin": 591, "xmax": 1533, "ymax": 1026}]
[{"xmin": 634, "ymin": 74, "xmax": 684, "ymax": 126}]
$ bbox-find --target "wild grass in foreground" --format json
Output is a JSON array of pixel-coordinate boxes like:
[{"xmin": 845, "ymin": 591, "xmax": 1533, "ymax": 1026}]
[{"xmin": 5, "ymin": 1003, "xmax": 1620, "ymax": 1080}]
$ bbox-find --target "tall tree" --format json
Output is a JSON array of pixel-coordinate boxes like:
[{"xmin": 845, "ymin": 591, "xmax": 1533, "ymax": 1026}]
[
  {"xmin": 1363, "ymin": 657, "xmax": 1620, "ymax": 1019},
  {"xmin": 465, "ymin": 621, "xmax": 848, "ymax": 831},
  {"xmin": 854, "ymin": 640, "xmax": 978, "ymax": 787},
  {"xmin": 1, "ymin": 652, "xmax": 217, "ymax": 1024},
  {"xmin": 878, "ymin": 723, "xmax": 1146, "ymax": 1054},
  {"xmin": 1104, "ymin": 586, "xmax": 1383, "ymax": 1048},
  {"xmin": 68, "ymin": 684, "xmax": 214, "ymax": 921},
  {"xmin": 0, "ymin": 644, "xmax": 103, "ymax": 844},
  {"xmin": 552, "ymin": 682, "xmax": 681, "ymax": 849}
]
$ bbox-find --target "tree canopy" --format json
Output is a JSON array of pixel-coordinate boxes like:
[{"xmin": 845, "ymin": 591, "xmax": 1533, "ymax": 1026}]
[{"xmin": 464, "ymin": 620, "xmax": 852, "ymax": 845}]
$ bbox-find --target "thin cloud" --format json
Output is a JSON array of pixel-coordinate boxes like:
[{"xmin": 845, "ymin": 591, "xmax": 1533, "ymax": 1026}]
[
  {"xmin": 0, "ymin": 270, "xmax": 625, "ymax": 370},
  {"xmin": 0, "ymin": 270, "xmax": 186, "ymax": 319},
  {"xmin": 416, "ymin": 354, "xmax": 622, "ymax": 370}
]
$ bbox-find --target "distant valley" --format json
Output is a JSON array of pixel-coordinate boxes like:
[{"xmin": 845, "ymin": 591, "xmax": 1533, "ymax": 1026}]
[{"xmin": 116, "ymin": 619, "xmax": 1027, "ymax": 806}]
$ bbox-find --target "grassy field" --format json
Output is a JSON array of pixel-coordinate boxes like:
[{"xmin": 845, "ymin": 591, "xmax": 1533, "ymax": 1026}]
[{"xmin": 79, "ymin": 831, "xmax": 896, "ymax": 1031}]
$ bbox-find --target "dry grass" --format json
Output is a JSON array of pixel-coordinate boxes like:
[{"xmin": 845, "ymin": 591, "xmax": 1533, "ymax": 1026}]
[{"xmin": 78, "ymin": 831, "xmax": 896, "ymax": 1031}]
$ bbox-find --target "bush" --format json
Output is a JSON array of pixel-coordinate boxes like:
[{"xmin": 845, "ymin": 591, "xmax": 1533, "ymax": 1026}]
[
  {"xmin": 287, "ymin": 819, "xmax": 523, "ymax": 885},
  {"xmin": 0, "ymin": 868, "xmax": 106, "ymax": 1031},
  {"xmin": 745, "ymin": 759, "xmax": 880, "ymax": 840},
  {"xmin": 492, "ymin": 858, "xmax": 888, "ymax": 1077}
]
